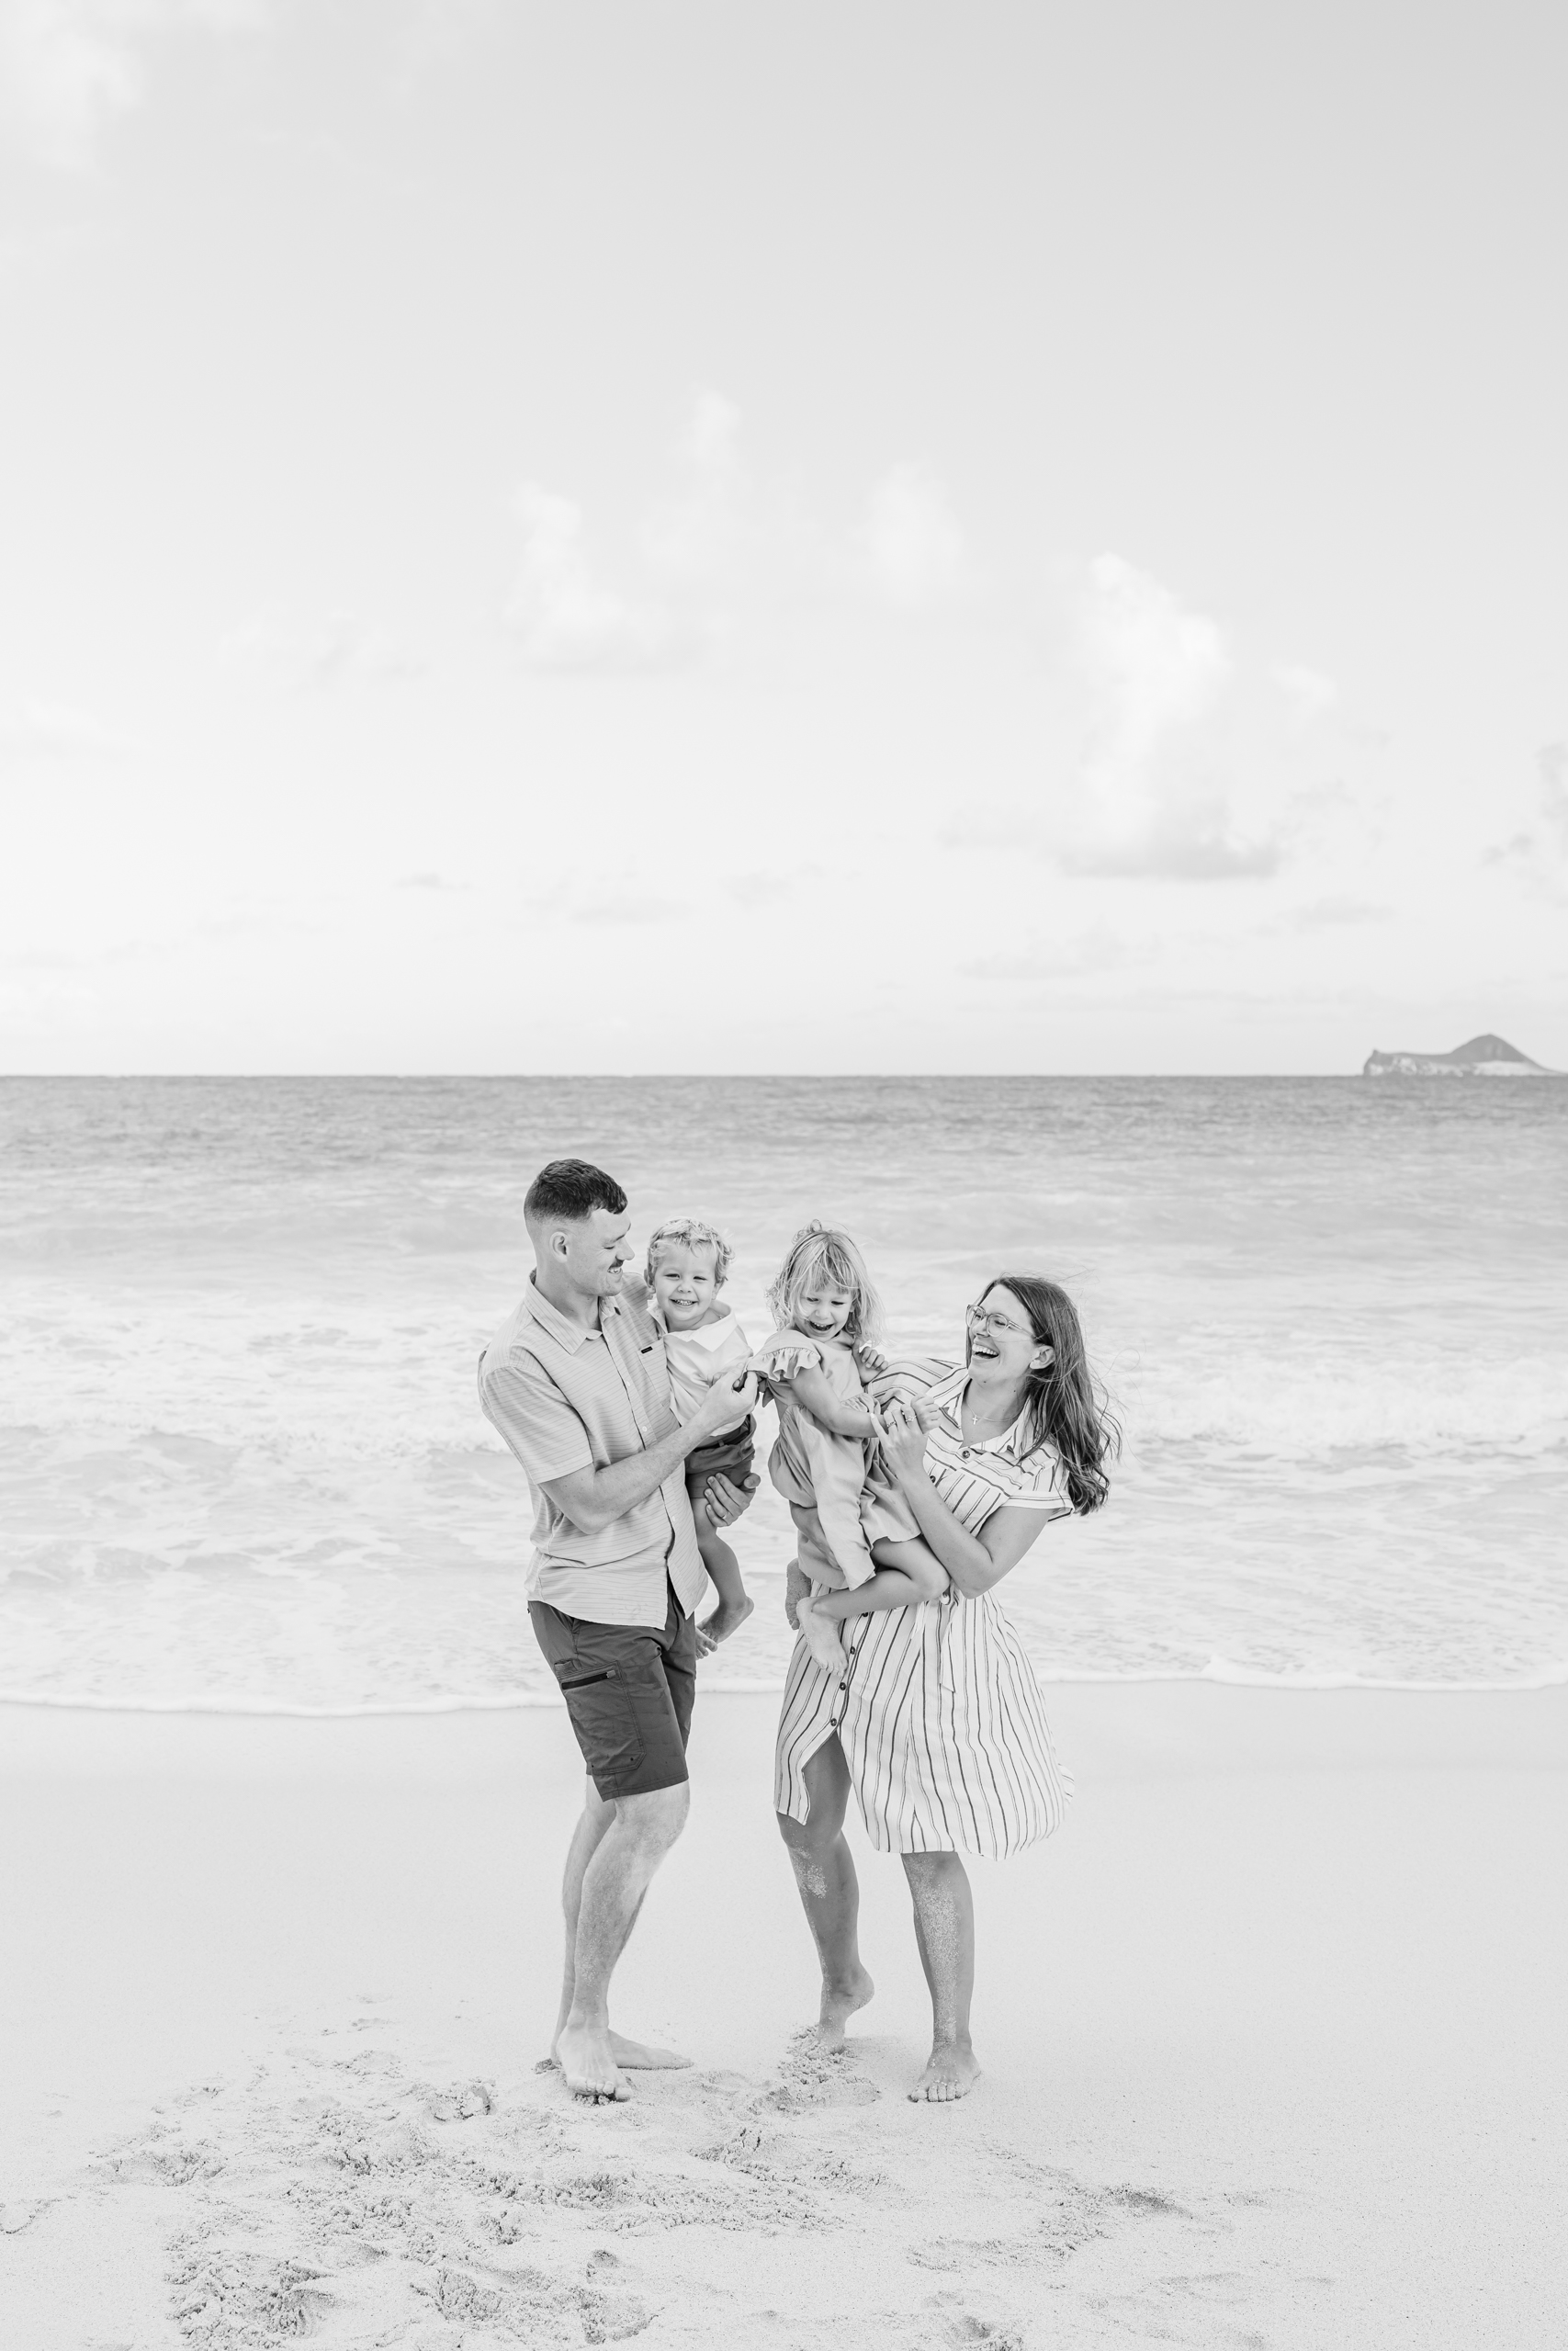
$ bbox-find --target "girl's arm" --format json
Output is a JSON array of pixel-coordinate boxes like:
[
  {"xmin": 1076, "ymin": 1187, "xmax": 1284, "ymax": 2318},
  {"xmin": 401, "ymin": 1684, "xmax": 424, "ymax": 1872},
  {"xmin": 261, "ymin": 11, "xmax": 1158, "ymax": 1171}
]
[
  {"xmin": 779, "ymin": 1362, "xmax": 874, "ymax": 1439},
  {"xmin": 874, "ymin": 1396, "xmax": 1060, "ymax": 1597}
]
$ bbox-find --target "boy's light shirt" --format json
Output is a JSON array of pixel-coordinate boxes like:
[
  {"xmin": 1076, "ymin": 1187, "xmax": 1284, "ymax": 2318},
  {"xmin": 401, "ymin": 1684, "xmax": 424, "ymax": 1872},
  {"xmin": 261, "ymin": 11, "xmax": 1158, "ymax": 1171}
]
[{"xmin": 652, "ymin": 1300, "xmax": 754, "ymax": 1430}]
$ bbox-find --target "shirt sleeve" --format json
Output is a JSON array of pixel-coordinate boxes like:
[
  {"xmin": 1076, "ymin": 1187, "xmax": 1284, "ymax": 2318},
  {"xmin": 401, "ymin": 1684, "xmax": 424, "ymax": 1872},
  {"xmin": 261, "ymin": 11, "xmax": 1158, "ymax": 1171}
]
[
  {"xmin": 750, "ymin": 1330, "xmax": 825, "ymax": 1378},
  {"xmin": 1001, "ymin": 1446, "xmax": 1073, "ymax": 1515},
  {"xmin": 479, "ymin": 1350, "xmax": 593, "ymax": 1483},
  {"xmin": 865, "ymin": 1355, "xmax": 952, "ymax": 1407}
]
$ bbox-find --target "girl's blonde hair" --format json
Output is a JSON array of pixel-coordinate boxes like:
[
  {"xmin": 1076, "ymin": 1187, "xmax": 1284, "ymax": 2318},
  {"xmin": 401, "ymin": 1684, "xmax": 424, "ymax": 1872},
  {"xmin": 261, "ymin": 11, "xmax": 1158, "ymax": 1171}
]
[
  {"xmin": 644, "ymin": 1216, "xmax": 733, "ymax": 1289},
  {"xmin": 766, "ymin": 1221, "xmax": 883, "ymax": 1344}
]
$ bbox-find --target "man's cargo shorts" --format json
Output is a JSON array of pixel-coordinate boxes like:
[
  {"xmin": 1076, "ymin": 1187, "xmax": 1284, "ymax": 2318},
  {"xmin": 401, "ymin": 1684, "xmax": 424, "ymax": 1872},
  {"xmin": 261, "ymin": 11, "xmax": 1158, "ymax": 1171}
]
[{"xmin": 527, "ymin": 1578, "xmax": 695, "ymax": 1799}]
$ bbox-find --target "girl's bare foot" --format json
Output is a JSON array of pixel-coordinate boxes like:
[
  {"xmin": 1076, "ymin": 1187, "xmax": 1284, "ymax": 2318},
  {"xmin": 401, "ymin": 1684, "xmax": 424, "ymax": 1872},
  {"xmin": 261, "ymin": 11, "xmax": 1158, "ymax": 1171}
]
[
  {"xmin": 695, "ymin": 1594, "xmax": 755, "ymax": 1656},
  {"xmin": 795, "ymin": 1594, "xmax": 844, "ymax": 1672},
  {"xmin": 909, "ymin": 2040, "xmax": 981, "ymax": 2103},
  {"xmin": 817, "ymin": 1963, "xmax": 875, "ymax": 2048}
]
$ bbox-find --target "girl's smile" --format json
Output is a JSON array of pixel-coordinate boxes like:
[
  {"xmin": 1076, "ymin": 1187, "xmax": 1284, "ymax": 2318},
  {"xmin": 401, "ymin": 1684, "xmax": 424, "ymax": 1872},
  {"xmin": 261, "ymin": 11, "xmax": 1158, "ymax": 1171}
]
[{"xmin": 799, "ymin": 1284, "xmax": 853, "ymax": 1340}]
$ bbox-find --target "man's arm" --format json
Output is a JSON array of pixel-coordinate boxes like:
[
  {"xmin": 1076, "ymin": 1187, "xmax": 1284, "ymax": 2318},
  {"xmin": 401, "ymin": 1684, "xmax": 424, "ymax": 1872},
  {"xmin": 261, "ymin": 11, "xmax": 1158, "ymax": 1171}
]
[{"xmin": 542, "ymin": 1370, "xmax": 759, "ymax": 1536}]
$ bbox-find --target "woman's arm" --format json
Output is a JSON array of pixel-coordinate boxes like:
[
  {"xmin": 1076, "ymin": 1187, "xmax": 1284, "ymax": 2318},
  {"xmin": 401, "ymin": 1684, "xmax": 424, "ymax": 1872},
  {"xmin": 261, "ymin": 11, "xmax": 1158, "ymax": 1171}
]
[{"xmin": 876, "ymin": 1396, "xmax": 1059, "ymax": 1596}]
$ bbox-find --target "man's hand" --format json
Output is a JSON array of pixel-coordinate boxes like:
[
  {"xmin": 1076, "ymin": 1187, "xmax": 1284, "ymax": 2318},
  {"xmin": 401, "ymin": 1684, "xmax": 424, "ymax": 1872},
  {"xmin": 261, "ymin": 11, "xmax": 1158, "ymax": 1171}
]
[
  {"xmin": 702, "ymin": 1470, "xmax": 760, "ymax": 1527},
  {"xmin": 690, "ymin": 1368, "xmax": 759, "ymax": 1441}
]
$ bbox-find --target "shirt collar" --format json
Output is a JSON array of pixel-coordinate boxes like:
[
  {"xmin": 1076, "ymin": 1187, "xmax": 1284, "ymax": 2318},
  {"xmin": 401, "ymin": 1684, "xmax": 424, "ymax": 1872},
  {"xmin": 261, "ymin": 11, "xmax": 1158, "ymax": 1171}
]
[
  {"xmin": 524, "ymin": 1273, "xmax": 615, "ymax": 1357},
  {"xmin": 931, "ymin": 1364, "xmax": 1032, "ymax": 1460}
]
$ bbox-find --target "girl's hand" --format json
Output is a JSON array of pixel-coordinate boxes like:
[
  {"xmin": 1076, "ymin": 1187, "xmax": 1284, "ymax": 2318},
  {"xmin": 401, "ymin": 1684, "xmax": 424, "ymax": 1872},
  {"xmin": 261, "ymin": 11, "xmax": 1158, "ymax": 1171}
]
[
  {"xmin": 854, "ymin": 1340, "xmax": 889, "ymax": 1377},
  {"xmin": 877, "ymin": 1396, "xmax": 930, "ymax": 1482}
]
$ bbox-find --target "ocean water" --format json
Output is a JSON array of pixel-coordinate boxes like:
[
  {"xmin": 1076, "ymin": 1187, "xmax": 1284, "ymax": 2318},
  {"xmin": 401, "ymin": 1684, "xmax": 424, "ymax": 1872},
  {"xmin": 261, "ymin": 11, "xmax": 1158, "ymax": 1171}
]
[{"xmin": 1, "ymin": 1075, "xmax": 1564, "ymax": 1712}]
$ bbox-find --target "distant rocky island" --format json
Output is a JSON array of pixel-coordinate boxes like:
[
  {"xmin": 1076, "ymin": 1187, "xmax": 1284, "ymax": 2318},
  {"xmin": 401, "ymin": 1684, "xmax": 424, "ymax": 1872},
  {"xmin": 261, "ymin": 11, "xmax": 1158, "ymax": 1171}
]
[{"xmin": 1362, "ymin": 1033, "xmax": 1555, "ymax": 1077}]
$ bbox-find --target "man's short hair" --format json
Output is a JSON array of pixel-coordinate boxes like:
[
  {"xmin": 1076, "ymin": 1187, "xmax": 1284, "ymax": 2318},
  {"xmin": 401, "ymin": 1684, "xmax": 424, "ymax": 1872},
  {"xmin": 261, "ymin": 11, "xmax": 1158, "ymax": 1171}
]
[{"xmin": 524, "ymin": 1159, "xmax": 627, "ymax": 1227}]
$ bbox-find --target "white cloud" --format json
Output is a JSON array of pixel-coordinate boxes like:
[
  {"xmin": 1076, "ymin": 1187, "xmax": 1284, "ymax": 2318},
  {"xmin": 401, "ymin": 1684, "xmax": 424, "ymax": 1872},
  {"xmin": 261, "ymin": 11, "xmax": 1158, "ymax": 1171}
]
[
  {"xmin": 1539, "ymin": 742, "xmax": 1568, "ymax": 852},
  {"xmin": 504, "ymin": 391, "xmax": 972, "ymax": 673},
  {"xmin": 1270, "ymin": 661, "xmax": 1340, "ymax": 721},
  {"xmin": 505, "ymin": 484, "xmax": 696, "ymax": 675},
  {"xmin": 860, "ymin": 463, "xmax": 969, "ymax": 607},
  {"xmin": 0, "ymin": 694, "xmax": 125, "ymax": 755},
  {"xmin": 0, "ymin": 0, "xmax": 267, "ymax": 171},
  {"xmin": 220, "ymin": 610, "xmax": 424, "ymax": 691},
  {"xmin": 1056, "ymin": 555, "xmax": 1279, "ymax": 880}
]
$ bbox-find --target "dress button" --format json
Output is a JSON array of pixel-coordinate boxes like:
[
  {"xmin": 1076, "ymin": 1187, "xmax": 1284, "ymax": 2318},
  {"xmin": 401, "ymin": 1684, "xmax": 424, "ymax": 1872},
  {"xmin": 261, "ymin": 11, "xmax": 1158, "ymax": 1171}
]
[{"xmin": 961, "ymin": 1447, "xmax": 971, "ymax": 1459}]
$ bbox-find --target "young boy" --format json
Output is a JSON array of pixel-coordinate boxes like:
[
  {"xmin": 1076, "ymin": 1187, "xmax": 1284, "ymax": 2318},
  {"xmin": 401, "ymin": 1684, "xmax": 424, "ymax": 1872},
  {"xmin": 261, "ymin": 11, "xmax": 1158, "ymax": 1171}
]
[{"xmin": 643, "ymin": 1218, "xmax": 756, "ymax": 1653}]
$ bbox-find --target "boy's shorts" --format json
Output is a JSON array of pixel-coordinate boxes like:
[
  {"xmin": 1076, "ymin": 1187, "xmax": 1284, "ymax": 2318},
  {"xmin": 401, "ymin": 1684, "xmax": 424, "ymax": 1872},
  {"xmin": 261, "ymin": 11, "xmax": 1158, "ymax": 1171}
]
[
  {"xmin": 528, "ymin": 1577, "xmax": 695, "ymax": 1799},
  {"xmin": 684, "ymin": 1413, "xmax": 756, "ymax": 1500}
]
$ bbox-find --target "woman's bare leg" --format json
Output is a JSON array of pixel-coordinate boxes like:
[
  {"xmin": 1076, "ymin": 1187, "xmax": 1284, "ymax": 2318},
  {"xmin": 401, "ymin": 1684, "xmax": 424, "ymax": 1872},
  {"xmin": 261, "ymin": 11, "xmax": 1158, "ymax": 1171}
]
[
  {"xmin": 775, "ymin": 1735, "xmax": 875, "ymax": 2046},
  {"xmin": 902, "ymin": 1851, "xmax": 980, "ymax": 2102}
]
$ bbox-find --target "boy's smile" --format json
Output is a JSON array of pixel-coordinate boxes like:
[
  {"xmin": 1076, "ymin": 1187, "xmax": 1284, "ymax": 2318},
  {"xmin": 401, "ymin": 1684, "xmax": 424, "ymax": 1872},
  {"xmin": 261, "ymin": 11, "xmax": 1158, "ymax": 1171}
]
[{"xmin": 651, "ymin": 1243, "xmax": 721, "ymax": 1331}]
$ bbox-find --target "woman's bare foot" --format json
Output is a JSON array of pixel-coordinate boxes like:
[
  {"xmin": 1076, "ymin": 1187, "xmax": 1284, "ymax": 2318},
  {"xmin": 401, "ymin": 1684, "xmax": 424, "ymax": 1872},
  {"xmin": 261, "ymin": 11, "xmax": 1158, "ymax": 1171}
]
[
  {"xmin": 909, "ymin": 2040, "xmax": 981, "ymax": 2103},
  {"xmin": 695, "ymin": 1594, "xmax": 755, "ymax": 1656},
  {"xmin": 816, "ymin": 1964, "xmax": 875, "ymax": 2048},
  {"xmin": 795, "ymin": 1593, "xmax": 844, "ymax": 1672}
]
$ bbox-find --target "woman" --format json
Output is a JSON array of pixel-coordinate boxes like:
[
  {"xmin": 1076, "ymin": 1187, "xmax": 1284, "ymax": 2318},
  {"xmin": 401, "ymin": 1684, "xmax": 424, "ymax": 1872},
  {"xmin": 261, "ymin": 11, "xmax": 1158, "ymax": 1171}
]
[{"xmin": 773, "ymin": 1275, "xmax": 1116, "ymax": 2102}]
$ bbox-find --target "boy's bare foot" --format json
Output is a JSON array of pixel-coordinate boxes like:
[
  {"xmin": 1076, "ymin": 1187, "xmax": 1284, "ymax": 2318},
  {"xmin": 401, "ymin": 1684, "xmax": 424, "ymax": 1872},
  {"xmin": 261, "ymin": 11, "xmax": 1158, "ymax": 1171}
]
[
  {"xmin": 695, "ymin": 1594, "xmax": 755, "ymax": 1656},
  {"xmin": 816, "ymin": 1964, "xmax": 874, "ymax": 2048},
  {"xmin": 908, "ymin": 2040, "xmax": 981, "ymax": 2103},
  {"xmin": 784, "ymin": 1562, "xmax": 811, "ymax": 1630},
  {"xmin": 795, "ymin": 1594, "xmax": 845, "ymax": 1672}
]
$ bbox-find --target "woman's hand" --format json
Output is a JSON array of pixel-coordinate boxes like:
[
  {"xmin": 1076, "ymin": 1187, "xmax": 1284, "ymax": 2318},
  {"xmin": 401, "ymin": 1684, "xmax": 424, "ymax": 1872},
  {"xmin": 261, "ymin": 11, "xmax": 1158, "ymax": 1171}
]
[{"xmin": 876, "ymin": 1396, "xmax": 931, "ymax": 1484}]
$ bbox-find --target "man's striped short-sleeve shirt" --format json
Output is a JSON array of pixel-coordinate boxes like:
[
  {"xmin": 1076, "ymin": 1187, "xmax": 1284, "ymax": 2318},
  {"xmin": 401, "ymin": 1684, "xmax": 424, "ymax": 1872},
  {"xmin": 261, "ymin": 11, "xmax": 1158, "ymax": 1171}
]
[{"xmin": 478, "ymin": 1279, "xmax": 705, "ymax": 1628}]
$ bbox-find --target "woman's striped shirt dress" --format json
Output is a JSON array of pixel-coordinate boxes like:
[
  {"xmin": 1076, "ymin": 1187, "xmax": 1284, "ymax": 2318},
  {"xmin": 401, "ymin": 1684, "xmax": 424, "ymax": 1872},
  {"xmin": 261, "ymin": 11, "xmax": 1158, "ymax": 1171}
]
[{"xmin": 773, "ymin": 1361, "xmax": 1076, "ymax": 1859}]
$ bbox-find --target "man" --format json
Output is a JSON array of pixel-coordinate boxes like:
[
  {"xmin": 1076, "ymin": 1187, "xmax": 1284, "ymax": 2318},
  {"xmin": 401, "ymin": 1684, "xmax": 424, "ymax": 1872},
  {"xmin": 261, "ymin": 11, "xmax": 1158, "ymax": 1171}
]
[{"xmin": 478, "ymin": 1158, "xmax": 758, "ymax": 2103}]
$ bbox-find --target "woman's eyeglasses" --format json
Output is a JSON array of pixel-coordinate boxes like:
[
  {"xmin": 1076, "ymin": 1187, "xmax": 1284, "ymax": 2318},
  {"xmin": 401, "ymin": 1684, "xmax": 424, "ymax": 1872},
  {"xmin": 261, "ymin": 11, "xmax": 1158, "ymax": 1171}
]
[{"xmin": 966, "ymin": 1302, "xmax": 1030, "ymax": 1338}]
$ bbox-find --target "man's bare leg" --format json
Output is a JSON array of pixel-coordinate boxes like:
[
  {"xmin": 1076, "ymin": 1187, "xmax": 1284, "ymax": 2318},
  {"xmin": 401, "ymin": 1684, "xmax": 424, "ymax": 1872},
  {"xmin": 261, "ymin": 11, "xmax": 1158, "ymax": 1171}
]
[
  {"xmin": 551, "ymin": 1776, "xmax": 693, "ymax": 2100},
  {"xmin": 902, "ymin": 1850, "xmax": 980, "ymax": 2102},
  {"xmin": 775, "ymin": 1735, "xmax": 874, "ymax": 2046}
]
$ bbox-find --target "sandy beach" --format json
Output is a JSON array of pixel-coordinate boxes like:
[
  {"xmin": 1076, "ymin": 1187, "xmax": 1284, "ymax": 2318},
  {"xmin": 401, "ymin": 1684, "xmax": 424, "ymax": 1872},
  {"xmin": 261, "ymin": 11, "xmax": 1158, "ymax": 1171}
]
[{"xmin": 2, "ymin": 1683, "xmax": 1564, "ymax": 2349}]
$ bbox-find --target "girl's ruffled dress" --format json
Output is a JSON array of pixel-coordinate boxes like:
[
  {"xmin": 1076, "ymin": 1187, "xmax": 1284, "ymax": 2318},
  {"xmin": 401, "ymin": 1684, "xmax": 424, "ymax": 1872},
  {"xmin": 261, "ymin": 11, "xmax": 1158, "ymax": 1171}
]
[{"xmin": 750, "ymin": 1329, "xmax": 917, "ymax": 1588}]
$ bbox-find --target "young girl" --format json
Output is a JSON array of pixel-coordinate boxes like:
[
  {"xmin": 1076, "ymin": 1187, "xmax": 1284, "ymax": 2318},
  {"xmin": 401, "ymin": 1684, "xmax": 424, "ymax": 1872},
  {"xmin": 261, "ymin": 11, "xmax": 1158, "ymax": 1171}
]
[
  {"xmin": 750, "ymin": 1222, "xmax": 944, "ymax": 1671},
  {"xmin": 643, "ymin": 1217, "xmax": 757, "ymax": 1654}
]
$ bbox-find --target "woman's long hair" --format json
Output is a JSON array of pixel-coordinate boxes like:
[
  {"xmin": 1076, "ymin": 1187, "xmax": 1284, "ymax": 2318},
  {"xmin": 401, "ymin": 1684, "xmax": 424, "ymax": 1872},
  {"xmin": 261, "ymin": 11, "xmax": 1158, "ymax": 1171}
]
[{"xmin": 979, "ymin": 1274, "xmax": 1119, "ymax": 1514}]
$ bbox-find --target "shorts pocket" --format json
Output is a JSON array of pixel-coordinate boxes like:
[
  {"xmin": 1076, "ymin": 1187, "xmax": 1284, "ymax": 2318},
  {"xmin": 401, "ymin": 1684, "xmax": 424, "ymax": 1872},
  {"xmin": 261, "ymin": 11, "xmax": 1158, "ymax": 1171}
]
[{"xmin": 553, "ymin": 1660, "xmax": 644, "ymax": 1788}]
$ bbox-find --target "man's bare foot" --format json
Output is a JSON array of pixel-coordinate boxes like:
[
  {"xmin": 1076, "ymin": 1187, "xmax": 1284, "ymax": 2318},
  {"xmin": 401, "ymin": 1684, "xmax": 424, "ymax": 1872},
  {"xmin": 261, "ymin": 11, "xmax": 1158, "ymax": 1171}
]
[
  {"xmin": 555, "ymin": 2018, "xmax": 631, "ymax": 2103},
  {"xmin": 547, "ymin": 2029, "xmax": 691, "ymax": 2073},
  {"xmin": 604, "ymin": 2031, "xmax": 690, "ymax": 2070},
  {"xmin": 909, "ymin": 2040, "xmax": 981, "ymax": 2103},
  {"xmin": 795, "ymin": 1593, "xmax": 844, "ymax": 1672},
  {"xmin": 695, "ymin": 1594, "xmax": 755, "ymax": 1656},
  {"xmin": 816, "ymin": 1964, "xmax": 875, "ymax": 2049}
]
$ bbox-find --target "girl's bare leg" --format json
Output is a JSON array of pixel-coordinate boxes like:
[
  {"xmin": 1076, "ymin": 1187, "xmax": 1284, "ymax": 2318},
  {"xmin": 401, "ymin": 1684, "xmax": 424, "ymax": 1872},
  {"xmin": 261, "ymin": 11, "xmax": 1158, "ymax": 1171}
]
[
  {"xmin": 811, "ymin": 1536, "xmax": 948, "ymax": 1625},
  {"xmin": 692, "ymin": 1498, "xmax": 753, "ymax": 1654},
  {"xmin": 902, "ymin": 1850, "xmax": 980, "ymax": 2103},
  {"xmin": 775, "ymin": 1735, "xmax": 875, "ymax": 2046}
]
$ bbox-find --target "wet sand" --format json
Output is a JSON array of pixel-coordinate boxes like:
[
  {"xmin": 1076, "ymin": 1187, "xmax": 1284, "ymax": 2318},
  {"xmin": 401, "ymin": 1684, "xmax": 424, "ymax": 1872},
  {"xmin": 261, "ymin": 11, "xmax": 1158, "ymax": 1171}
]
[{"xmin": 2, "ymin": 1684, "xmax": 1564, "ymax": 2348}]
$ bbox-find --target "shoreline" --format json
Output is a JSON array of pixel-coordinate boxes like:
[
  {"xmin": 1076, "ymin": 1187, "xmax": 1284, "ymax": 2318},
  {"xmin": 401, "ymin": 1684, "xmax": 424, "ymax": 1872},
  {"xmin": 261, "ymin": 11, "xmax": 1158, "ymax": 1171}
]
[
  {"xmin": 3, "ymin": 1684, "xmax": 1564, "ymax": 2346},
  {"xmin": 5, "ymin": 1655, "xmax": 1568, "ymax": 1718}
]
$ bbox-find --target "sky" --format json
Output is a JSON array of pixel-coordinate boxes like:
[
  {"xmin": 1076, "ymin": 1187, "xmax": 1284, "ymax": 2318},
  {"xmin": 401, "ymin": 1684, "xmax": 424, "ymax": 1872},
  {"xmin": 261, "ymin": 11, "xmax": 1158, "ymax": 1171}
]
[{"xmin": 1, "ymin": 0, "xmax": 1564, "ymax": 1074}]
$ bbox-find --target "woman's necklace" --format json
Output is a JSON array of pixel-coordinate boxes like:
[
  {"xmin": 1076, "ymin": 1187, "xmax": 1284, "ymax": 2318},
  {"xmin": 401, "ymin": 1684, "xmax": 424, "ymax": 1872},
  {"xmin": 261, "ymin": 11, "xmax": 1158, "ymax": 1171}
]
[{"xmin": 960, "ymin": 1376, "xmax": 1024, "ymax": 1444}]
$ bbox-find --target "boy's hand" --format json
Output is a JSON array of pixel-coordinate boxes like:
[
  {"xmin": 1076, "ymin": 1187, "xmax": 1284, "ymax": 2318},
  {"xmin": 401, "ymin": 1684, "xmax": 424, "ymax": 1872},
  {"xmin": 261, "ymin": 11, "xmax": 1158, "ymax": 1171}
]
[{"xmin": 703, "ymin": 1470, "xmax": 760, "ymax": 1527}]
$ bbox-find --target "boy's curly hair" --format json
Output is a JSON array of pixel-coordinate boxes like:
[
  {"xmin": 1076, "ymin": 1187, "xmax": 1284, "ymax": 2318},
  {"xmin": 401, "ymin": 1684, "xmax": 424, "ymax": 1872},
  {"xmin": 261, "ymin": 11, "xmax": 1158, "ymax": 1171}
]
[{"xmin": 643, "ymin": 1216, "xmax": 733, "ymax": 1290}]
